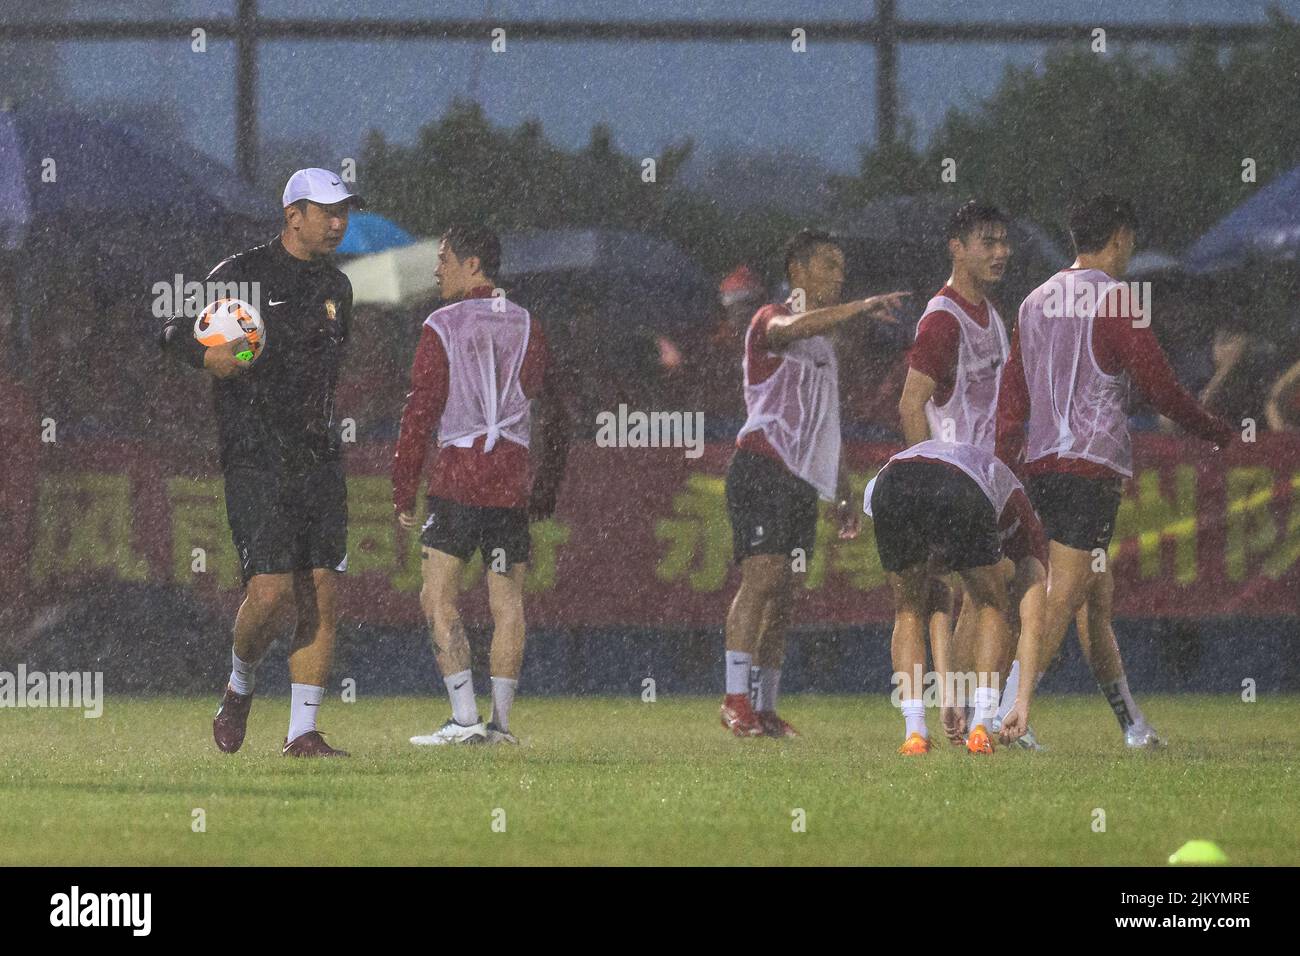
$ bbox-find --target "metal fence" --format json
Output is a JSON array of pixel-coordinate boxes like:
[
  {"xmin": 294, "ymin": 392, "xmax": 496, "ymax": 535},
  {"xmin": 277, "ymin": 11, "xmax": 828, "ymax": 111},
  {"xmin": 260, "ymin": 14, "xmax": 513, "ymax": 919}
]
[{"xmin": 0, "ymin": 0, "xmax": 1278, "ymax": 182}]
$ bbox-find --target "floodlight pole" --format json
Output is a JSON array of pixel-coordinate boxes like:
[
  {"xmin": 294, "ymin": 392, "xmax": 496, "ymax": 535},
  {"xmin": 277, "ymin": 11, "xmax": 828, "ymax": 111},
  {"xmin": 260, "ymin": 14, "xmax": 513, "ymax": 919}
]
[{"xmin": 236, "ymin": 0, "xmax": 258, "ymax": 185}]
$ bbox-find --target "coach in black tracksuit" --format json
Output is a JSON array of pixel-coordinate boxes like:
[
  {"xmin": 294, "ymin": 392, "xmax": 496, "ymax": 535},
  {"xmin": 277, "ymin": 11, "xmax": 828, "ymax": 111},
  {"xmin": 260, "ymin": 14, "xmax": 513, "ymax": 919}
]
[{"xmin": 159, "ymin": 168, "xmax": 359, "ymax": 758}]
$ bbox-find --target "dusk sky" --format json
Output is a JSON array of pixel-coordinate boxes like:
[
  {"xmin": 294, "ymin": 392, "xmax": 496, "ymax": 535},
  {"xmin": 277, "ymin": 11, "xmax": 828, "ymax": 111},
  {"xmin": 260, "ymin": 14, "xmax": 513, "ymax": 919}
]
[{"xmin": 7, "ymin": 0, "xmax": 1297, "ymax": 182}]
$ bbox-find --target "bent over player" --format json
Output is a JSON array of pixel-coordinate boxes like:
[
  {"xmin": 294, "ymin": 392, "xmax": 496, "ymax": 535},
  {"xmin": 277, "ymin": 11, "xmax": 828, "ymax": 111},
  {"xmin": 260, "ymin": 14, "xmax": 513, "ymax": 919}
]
[
  {"xmin": 721, "ymin": 228, "xmax": 907, "ymax": 737},
  {"xmin": 866, "ymin": 439, "xmax": 1047, "ymax": 755},
  {"xmin": 159, "ymin": 168, "xmax": 360, "ymax": 757},
  {"xmin": 393, "ymin": 225, "xmax": 569, "ymax": 745}
]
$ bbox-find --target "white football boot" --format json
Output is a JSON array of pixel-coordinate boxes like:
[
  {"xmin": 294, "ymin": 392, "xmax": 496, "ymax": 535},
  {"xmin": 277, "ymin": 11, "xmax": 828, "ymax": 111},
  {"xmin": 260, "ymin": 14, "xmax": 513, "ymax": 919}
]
[
  {"xmin": 1124, "ymin": 723, "xmax": 1166, "ymax": 750},
  {"xmin": 411, "ymin": 717, "xmax": 487, "ymax": 746}
]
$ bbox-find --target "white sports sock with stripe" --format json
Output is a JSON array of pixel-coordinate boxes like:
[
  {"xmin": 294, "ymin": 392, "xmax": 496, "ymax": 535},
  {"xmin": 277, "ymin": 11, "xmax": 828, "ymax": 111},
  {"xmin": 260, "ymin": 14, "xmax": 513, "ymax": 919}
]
[
  {"xmin": 995, "ymin": 660, "xmax": 1021, "ymax": 722},
  {"xmin": 287, "ymin": 683, "xmax": 323, "ymax": 742},
  {"xmin": 971, "ymin": 686, "xmax": 999, "ymax": 731},
  {"xmin": 444, "ymin": 670, "xmax": 477, "ymax": 725},
  {"xmin": 755, "ymin": 668, "xmax": 780, "ymax": 712},
  {"xmin": 902, "ymin": 698, "xmax": 927, "ymax": 739},
  {"xmin": 229, "ymin": 649, "xmax": 256, "ymax": 696},
  {"xmin": 725, "ymin": 651, "xmax": 752, "ymax": 695},
  {"xmin": 490, "ymin": 676, "xmax": 518, "ymax": 731}
]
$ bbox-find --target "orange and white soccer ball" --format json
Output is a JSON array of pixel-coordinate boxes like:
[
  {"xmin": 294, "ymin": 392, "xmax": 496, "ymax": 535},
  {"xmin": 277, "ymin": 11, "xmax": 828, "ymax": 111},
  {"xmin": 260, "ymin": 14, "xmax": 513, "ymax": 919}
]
[{"xmin": 194, "ymin": 298, "xmax": 265, "ymax": 362}]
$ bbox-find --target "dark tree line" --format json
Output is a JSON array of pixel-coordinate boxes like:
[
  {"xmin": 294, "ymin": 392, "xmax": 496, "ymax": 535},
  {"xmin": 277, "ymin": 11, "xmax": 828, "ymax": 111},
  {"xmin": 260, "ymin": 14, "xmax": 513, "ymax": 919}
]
[{"xmin": 357, "ymin": 18, "xmax": 1300, "ymax": 275}]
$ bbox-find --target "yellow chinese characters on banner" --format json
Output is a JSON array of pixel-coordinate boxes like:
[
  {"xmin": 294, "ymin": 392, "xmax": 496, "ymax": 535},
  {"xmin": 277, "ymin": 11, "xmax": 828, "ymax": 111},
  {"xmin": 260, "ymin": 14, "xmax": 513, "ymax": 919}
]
[{"xmin": 653, "ymin": 469, "xmax": 887, "ymax": 593}]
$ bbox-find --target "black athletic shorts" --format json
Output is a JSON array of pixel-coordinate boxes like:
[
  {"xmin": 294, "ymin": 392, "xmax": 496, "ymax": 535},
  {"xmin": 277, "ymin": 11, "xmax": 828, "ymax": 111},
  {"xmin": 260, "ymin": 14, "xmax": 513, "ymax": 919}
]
[
  {"xmin": 869, "ymin": 459, "xmax": 1001, "ymax": 573},
  {"xmin": 725, "ymin": 449, "xmax": 819, "ymax": 564},
  {"xmin": 224, "ymin": 461, "xmax": 349, "ymax": 586},
  {"xmin": 419, "ymin": 495, "xmax": 531, "ymax": 569},
  {"xmin": 1025, "ymin": 472, "xmax": 1123, "ymax": 552}
]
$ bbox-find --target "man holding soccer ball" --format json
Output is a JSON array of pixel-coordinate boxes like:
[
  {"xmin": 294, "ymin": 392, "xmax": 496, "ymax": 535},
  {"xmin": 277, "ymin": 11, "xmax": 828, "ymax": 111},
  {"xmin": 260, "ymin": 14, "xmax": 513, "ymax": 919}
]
[{"xmin": 159, "ymin": 168, "xmax": 360, "ymax": 757}]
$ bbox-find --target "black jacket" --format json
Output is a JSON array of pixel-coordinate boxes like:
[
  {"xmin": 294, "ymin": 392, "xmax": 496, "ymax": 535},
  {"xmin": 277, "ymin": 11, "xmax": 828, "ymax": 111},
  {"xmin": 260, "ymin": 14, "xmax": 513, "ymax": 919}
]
[{"xmin": 159, "ymin": 236, "xmax": 353, "ymax": 473}]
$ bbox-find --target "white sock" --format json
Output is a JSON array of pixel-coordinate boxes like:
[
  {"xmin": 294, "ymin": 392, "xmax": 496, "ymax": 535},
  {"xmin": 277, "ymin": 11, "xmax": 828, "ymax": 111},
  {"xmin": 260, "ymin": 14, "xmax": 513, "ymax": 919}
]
[
  {"xmin": 902, "ymin": 698, "xmax": 926, "ymax": 739},
  {"xmin": 444, "ymin": 670, "xmax": 478, "ymax": 725},
  {"xmin": 287, "ymin": 683, "xmax": 323, "ymax": 742},
  {"xmin": 229, "ymin": 649, "xmax": 256, "ymax": 696},
  {"xmin": 755, "ymin": 668, "xmax": 780, "ymax": 712},
  {"xmin": 1100, "ymin": 676, "xmax": 1146, "ymax": 731},
  {"xmin": 724, "ymin": 651, "xmax": 752, "ymax": 695},
  {"xmin": 996, "ymin": 660, "xmax": 1021, "ymax": 722},
  {"xmin": 490, "ymin": 676, "xmax": 517, "ymax": 731},
  {"xmin": 972, "ymin": 686, "xmax": 999, "ymax": 731}
]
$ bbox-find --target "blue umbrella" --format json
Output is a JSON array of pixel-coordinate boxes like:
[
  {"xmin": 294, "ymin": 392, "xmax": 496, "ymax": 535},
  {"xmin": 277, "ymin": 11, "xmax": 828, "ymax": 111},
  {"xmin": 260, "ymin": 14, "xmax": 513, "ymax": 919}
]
[
  {"xmin": 337, "ymin": 211, "xmax": 416, "ymax": 255},
  {"xmin": 1185, "ymin": 165, "xmax": 1300, "ymax": 274}
]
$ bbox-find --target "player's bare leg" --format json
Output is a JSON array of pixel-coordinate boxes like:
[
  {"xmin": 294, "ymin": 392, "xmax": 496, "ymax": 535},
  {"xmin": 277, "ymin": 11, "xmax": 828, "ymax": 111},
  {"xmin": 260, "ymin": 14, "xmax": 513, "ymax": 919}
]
[
  {"xmin": 754, "ymin": 586, "xmax": 797, "ymax": 737},
  {"xmin": 890, "ymin": 565, "xmax": 932, "ymax": 753},
  {"xmin": 282, "ymin": 569, "xmax": 348, "ymax": 756},
  {"xmin": 722, "ymin": 553, "xmax": 788, "ymax": 736},
  {"xmin": 288, "ymin": 569, "xmax": 337, "ymax": 686},
  {"xmin": 1037, "ymin": 541, "xmax": 1097, "ymax": 670},
  {"xmin": 213, "ymin": 572, "xmax": 293, "ymax": 754},
  {"xmin": 989, "ymin": 559, "xmax": 1044, "ymax": 749},
  {"xmin": 1076, "ymin": 567, "xmax": 1161, "ymax": 748},
  {"xmin": 232, "ymin": 572, "xmax": 295, "ymax": 667},
  {"xmin": 930, "ymin": 575, "xmax": 968, "ymax": 743},
  {"xmin": 958, "ymin": 562, "xmax": 1011, "ymax": 754},
  {"xmin": 411, "ymin": 547, "xmax": 486, "ymax": 745},
  {"xmin": 485, "ymin": 561, "xmax": 528, "ymax": 743}
]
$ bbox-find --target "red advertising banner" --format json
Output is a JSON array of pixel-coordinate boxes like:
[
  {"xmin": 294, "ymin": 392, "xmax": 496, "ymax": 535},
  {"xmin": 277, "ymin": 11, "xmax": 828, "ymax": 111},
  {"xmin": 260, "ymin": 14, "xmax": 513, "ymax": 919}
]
[{"xmin": 8, "ymin": 436, "xmax": 1300, "ymax": 627}]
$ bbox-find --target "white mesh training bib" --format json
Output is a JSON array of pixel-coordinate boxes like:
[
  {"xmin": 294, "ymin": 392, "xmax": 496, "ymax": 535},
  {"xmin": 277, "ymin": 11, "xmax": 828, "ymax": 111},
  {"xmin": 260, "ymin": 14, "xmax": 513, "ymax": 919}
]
[
  {"xmin": 920, "ymin": 294, "xmax": 1008, "ymax": 452},
  {"xmin": 736, "ymin": 322, "xmax": 841, "ymax": 501},
  {"xmin": 1017, "ymin": 268, "xmax": 1132, "ymax": 476},
  {"xmin": 424, "ymin": 296, "xmax": 532, "ymax": 452}
]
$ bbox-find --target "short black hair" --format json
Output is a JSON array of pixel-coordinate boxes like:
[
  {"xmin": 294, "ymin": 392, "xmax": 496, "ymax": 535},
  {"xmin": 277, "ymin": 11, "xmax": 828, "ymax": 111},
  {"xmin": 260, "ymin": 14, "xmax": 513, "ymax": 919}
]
[
  {"xmin": 1067, "ymin": 194, "xmax": 1138, "ymax": 255},
  {"xmin": 947, "ymin": 201, "xmax": 1010, "ymax": 246},
  {"xmin": 783, "ymin": 228, "xmax": 841, "ymax": 280},
  {"xmin": 441, "ymin": 224, "xmax": 501, "ymax": 278}
]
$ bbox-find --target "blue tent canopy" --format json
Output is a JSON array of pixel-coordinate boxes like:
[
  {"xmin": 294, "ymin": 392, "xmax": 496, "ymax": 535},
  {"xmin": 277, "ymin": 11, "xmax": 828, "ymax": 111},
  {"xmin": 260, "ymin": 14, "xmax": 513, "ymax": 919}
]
[
  {"xmin": 0, "ymin": 107, "xmax": 273, "ymax": 244},
  {"xmin": 336, "ymin": 212, "xmax": 416, "ymax": 255},
  {"xmin": 1185, "ymin": 165, "xmax": 1300, "ymax": 275}
]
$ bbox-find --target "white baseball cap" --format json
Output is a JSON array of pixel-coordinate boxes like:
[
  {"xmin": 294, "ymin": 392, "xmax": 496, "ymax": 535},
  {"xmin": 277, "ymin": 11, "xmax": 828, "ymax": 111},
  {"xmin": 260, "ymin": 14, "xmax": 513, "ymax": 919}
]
[{"xmin": 282, "ymin": 168, "xmax": 364, "ymax": 208}]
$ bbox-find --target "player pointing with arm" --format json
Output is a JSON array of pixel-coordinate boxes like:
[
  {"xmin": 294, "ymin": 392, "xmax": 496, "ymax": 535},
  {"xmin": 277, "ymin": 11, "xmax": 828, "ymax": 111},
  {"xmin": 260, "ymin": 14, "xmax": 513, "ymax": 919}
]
[
  {"xmin": 996, "ymin": 194, "xmax": 1234, "ymax": 749},
  {"xmin": 159, "ymin": 168, "xmax": 360, "ymax": 757},
  {"xmin": 720, "ymin": 229, "xmax": 907, "ymax": 737}
]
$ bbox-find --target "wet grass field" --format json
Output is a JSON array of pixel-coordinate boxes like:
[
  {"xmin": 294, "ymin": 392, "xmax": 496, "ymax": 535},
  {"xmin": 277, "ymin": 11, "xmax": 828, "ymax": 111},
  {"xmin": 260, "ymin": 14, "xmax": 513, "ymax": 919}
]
[{"xmin": 2, "ymin": 694, "xmax": 1296, "ymax": 866}]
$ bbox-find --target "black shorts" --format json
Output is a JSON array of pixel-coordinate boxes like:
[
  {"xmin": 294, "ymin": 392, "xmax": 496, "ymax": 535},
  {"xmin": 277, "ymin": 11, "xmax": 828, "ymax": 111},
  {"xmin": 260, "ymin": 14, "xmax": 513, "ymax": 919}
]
[
  {"xmin": 1025, "ymin": 472, "xmax": 1123, "ymax": 551},
  {"xmin": 419, "ymin": 495, "xmax": 531, "ymax": 569},
  {"xmin": 725, "ymin": 449, "xmax": 819, "ymax": 564},
  {"xmin": 224, "ymin": 461, "xmax": 348, "ymax": 586},
  {"xmin": 869, "ymin": 460, "xmax": 1001, "ymax": 573}
]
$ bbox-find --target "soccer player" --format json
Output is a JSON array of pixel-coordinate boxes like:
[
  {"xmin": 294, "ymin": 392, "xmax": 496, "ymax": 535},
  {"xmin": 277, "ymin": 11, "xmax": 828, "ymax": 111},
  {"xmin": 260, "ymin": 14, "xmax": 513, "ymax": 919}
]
[
  {"xmin": 393, "ymin": 225, "xmax": 569, "ymax": 746},
  {"xmin": 721, "ymin": 228, "xmax": 907, "ymax": 737},
  {"xmin": 865, "ymin": 439, "xmax": 1046, "ymax": 754},
  {"xmin": 996, "ymin": 194, "xmax": 1234, "ymax": 749},
  {"xmin": 896, "ymin": 201, "xmax": 1024, "ymax": 745},
  {"xmin": 159, "ymin": 168, "xmax": 360, "ymax": 757}
]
